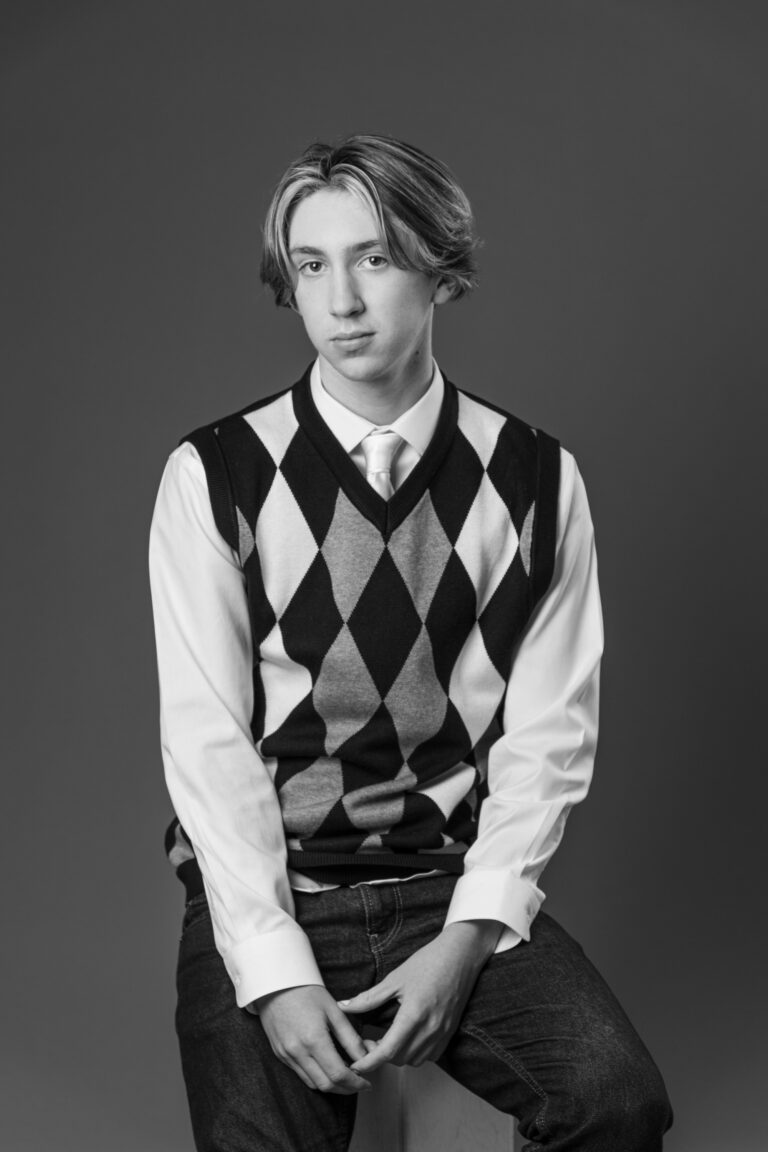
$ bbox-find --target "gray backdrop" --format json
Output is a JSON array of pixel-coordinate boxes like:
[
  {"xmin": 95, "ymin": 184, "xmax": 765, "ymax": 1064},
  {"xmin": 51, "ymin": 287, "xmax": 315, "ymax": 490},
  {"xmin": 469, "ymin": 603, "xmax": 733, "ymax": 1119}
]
[{"xmin": 3, "ymin": 2, "xmax": 766, "ymax": 1149}]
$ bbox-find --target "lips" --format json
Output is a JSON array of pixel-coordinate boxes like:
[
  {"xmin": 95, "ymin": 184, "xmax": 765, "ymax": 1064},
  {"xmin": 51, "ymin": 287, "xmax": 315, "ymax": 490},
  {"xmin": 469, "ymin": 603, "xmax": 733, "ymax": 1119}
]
[{"xmin": 332, "ymin": 331, "xmax": 374, "ymax": 342}]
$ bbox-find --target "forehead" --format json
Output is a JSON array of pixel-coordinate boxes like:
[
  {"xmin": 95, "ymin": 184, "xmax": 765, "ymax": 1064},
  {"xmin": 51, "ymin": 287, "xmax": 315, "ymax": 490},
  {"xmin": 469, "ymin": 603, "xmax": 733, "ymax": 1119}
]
[{"xmin": 288, "ymin": 188, "xmax": 382, "ymax": 253}]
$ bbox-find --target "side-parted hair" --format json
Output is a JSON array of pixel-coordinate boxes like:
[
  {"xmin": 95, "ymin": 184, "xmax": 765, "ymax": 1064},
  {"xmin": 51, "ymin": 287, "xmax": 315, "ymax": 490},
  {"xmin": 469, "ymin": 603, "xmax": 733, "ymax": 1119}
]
[{"xmin": 260, "ymin": 134, "xmax": 479, "ymax": 308}]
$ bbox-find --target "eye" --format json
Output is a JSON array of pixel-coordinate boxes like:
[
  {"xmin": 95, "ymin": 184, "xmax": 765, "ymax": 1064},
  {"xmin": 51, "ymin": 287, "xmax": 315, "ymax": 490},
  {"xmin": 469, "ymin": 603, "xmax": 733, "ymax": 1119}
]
[
  {"xmin": 299, "ymin": 260, "xmax": 324, "ymax": 275},
  {"xmin": 362, "ymin": 254, "xmax": 388, "ymax": 269}
]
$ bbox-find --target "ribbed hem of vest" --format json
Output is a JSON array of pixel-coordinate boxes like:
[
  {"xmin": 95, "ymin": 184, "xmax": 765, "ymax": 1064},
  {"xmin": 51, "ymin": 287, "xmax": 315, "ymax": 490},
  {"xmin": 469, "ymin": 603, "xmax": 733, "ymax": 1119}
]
[
  {"xmin": 286, "ymin": 849, "xmax": 466, "ymax": 884},
  {"xmin": 176, "ymin": 850, "xmax": 466, "ymax": 900}
]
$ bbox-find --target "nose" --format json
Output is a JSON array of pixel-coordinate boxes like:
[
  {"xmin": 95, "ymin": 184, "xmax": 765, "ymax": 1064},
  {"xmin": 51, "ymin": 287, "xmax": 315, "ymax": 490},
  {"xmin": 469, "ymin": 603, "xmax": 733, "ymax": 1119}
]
[{"xmin": 329, "ymin": 268, "xmax": 364, "ymax": 317}]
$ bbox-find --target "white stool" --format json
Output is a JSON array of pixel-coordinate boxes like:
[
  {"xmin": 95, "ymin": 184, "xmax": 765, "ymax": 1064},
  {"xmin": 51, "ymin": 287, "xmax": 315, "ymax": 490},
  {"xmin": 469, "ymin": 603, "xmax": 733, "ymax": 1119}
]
[{"xmin": 350, "ymin": 1060, "xmax": 517, "ymax": 1152}]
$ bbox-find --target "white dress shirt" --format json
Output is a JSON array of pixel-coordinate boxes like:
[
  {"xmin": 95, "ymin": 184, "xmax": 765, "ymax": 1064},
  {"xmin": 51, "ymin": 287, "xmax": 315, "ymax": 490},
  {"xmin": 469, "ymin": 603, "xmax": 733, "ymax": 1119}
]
[
  {"xmin": 149, "ymin": 360, "xmax": 603, "ymax": 1008},
  {"xmin": 310, "ymin": 359, "xmax": 445, "ymax": 490}
]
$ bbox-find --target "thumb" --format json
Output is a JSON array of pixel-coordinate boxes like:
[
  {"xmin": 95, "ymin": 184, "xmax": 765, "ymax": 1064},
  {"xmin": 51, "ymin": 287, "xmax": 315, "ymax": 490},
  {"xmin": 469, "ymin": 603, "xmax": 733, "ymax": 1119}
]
[{"xmin": 338, "ymin": 979, "xmax": 396, "ymax": 1015}]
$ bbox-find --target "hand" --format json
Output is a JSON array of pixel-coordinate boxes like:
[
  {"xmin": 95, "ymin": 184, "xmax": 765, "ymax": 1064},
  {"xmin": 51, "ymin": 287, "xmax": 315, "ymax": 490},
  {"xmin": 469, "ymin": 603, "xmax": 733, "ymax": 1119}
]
[
  {"xmin": 338, "ymin": 919, "xmax": 503, "ymax": 1073},
  {"xmin": 255, "ymin": 984, "xmax": 377, "ymax": 1094}
]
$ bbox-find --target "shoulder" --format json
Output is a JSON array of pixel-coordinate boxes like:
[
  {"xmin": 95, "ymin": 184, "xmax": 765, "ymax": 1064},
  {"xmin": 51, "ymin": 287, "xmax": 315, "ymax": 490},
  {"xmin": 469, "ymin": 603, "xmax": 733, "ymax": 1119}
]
[
  {"xmin": 156, "ymin": 439, "xmax": 207, "ymax": 500},
  {"xmin": 162, "ymin": 372, "xmax": 308, "ymax": 553},
  {"xmin": 450, "ymin": 381, "xmax": 567, "ymax": 487},
  {"xmin": 176, "ymin": 363, "xmax": 314, "ymax": 454},
  {"xmin": 450, "ymin": 381, "xmax": 582, "ymax": 477},
  {"xmin": 453, "ymin": 382, "xmax": 541, "ymax": 432},
  {"xmin": 178, "ymin": 381, "xmax": 297, "ymax": 447},
  {"xmin": 452, "ymin": 382, "xmax": 560, "ymax": 455},
  {"xmin": 449, "ymin": 380, "xmax": 587, "ymax": 543}
]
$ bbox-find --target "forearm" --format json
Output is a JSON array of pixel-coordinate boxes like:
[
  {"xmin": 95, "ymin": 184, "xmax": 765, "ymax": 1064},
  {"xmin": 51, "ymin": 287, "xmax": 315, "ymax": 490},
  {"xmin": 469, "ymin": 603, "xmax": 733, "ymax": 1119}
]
[
  {"xmin": 150, "ymin": 443, "xmax": 323, "ymax": 1006},
  {"xmin": 441, "ymin": 918, "xmax": 505, "ymax": 965},
  {"xmin": 444, "ymin": 451, "xmax": 603, "ymax": 944}
]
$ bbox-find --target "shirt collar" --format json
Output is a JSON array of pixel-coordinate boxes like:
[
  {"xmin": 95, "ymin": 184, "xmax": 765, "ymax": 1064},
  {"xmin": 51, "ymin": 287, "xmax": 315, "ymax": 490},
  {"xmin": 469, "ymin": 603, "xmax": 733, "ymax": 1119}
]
[{"xmin": 309, "ymin": 359, "xmax": 445, "ymax": 457}]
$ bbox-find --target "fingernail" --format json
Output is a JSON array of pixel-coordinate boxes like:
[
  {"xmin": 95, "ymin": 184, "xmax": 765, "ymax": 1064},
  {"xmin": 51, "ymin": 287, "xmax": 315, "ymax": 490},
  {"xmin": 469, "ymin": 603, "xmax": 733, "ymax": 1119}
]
[{"xmin": 339, "ymin": 999, "xmax": 350, "ymax": 1006}]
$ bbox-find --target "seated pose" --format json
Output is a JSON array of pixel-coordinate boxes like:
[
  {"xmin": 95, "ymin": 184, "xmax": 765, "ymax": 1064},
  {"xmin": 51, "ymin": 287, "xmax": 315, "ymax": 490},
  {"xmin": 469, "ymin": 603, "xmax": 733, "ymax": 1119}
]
[{"xmin": 149, "ymin": 134, "xmax": 673, "ymax": 1151}]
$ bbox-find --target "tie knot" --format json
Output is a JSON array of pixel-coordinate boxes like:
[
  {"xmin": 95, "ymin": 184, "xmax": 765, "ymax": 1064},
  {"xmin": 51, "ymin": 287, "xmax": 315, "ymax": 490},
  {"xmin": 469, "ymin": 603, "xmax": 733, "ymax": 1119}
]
[
  {"xmin": 362, "ymin": 429, "xmax": 403, "ymax": 472},
  {"xmin": 361, "ymin": 430, "xmax": 404, "ymax": 499}
]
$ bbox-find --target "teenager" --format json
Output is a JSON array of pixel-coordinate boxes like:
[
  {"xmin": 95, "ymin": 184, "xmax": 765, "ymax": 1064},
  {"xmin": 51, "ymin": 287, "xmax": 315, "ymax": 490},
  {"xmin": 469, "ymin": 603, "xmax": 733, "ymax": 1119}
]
[{"xmin": 149, "ymin": 134, "xmax": 672, "ymax": 1151}]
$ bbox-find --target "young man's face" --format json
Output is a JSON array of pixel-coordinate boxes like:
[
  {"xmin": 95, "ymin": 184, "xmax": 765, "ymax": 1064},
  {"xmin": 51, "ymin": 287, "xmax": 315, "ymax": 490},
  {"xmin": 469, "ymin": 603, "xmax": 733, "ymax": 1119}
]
[{"xmin": 288, "ymin": 188, "xmax": 450, "ymax": 393}]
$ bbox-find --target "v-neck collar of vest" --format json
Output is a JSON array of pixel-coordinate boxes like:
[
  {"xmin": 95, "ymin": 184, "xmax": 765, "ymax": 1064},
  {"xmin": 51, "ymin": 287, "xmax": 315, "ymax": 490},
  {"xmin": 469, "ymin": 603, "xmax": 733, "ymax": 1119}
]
[{"xmin": 292, "ymin": 365, "xmax": 459, "ymax": 539}]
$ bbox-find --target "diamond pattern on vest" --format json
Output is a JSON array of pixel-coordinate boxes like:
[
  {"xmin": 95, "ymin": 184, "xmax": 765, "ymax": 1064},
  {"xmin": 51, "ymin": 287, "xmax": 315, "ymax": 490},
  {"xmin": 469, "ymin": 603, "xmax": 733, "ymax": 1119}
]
[
  {"xmin": 454, "ymin": 470, "xmax": 520, "ymax": 616},
  {"xmin": 384, "ymin": 624, "xmax": 447, "ymax": 763},
  {"xmin": 259, "ymin": 621, "xmax": 314, "ymax": 745},
  {"xmin": 304, "ymin": 792, "xmax": 368, "ymax": 853},
  {"xmin": 453, "ymin": 394, "xmax": 507, "ymax": 468},
  {"xmin": 279, "ymin": 552, "xmax": 343, "ymax": 681},
  {"xmin": 415, "ymin": 758, "xmax": 477, "ymax": 820},
  {"xmin": 259, "ymin": 468, "xmax": 319, "ymax": 620},
  {"xmin": 448, "ymin": 623, "xmax": 507, "ymax": 749},
  {"xmin": 247, "ymin": 390, "xmax": 298, "ymax": 466},
  {"xmin": 342, "ymin": 763, "xmax": 417, "ymax": 831},
  {"xmin": 315, "ymin": 623, "xmax": 382, "ymax": 757},
  {"xmin": 347, "ymin": 548, "xmax": 423, "ymax": 698},
  {"xmin": 333, "ymin": 701, "xmax": 401, "ymax": 774},
  {"xmin": 388, "ymin": 492, "xmax": 453, "ymax": 621},
  {"xmin": 320, "ymin": 492, "xmax": 385, "ymax": 621},
  {"xmin": 427, "ymin": 426, "xmax": 485, "ymax": 545},
  {"xmin": 237, "ymin": 507, "xmax": 256, "ymax": 564},
  {"xmin": 211, "ymin": 383, "xmax": 550, "ymax": 865},
  {"xmin": 479, "ymin": 552, "xmax": 532, "ymax": 679},
  {"xmin": 277, "ymin": 757, "xmax": 344, "ymax": 837},
  {"xmin": 279, "ymin": 426, "xmax": 340, "ymax": 547},
  {"xmin": 519, "ymin": 502, "xmax": 535, "ymax": 576}
]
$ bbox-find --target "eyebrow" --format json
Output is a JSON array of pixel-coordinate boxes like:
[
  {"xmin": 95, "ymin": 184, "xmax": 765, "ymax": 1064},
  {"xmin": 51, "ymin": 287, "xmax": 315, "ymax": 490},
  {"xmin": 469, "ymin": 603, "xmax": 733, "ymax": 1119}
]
[{"xmin": 288, "ymin": 239, "xmax": 383, "ymax": 260}]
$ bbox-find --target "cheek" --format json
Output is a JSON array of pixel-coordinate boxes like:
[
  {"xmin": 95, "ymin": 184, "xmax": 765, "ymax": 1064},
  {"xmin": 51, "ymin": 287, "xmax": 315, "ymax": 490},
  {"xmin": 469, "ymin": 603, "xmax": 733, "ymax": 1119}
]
[
  {"xmin": 391, "ymin": 292, "xmax": 432, "ymax": 335},
  {"xmin": 294, "ymin": 296, "xmax": 324, "ymax": 335}
]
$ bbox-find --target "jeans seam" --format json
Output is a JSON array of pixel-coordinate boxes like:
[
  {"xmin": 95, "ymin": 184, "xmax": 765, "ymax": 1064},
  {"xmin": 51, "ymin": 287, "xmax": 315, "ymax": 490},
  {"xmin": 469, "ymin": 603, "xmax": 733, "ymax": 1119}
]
[
  {"xmin": 463, "ymin": 1020, "xmax": 549, "ymax": 1136},
  {"xmin": 375, "ymin": 883, "xmax": 403, "ymax": 953},
  {"xmin": 358, "ymin": 884, "xmax": 404, "ymax": 982},
  {"xmin": 357, "ymin": 885, "xmax": 383, "ymax": 980},
  {"xmin": 358, "ymin": 883, "xmax": 374, "ymax": 935}
]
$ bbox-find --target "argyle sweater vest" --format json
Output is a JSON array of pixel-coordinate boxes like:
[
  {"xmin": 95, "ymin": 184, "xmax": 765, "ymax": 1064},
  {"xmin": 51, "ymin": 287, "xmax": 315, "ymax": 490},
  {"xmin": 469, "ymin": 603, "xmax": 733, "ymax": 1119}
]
[{"xmin": 165, "ymin": 368, "xmax": 560, "ymax": 895}]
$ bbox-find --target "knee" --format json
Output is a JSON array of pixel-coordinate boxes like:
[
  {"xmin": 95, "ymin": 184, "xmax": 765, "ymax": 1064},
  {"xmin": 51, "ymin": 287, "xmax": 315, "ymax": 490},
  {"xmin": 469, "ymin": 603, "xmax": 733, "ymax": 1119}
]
[
  {"xmin": 566, "ymin": 1053, "xmax": 673, "ymax": 1148},
  {"xmin": 598, "ymin": 1073, "xmax": 672, "ymax": 1145}
]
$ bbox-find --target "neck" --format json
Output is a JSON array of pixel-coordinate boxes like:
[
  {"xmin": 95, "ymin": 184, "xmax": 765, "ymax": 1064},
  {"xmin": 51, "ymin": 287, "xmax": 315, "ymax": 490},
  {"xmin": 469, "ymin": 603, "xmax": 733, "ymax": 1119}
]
[{"xmin": 317, "ymin": 344, "xmax": 434, "ymax": 424}]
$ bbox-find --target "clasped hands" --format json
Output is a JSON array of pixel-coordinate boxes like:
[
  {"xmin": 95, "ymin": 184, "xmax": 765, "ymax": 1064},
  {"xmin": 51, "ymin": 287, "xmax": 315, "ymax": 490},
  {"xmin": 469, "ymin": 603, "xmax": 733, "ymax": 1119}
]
[{"xmin": 255, "ymin": 919, "xmax": 502, "ymax": 1095}]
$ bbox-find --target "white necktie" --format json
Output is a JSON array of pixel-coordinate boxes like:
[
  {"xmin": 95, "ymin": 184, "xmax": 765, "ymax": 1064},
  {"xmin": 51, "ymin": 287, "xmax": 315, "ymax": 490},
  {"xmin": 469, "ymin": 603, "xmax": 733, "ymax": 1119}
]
[{"xmin": 361, "ymin": 430, "xmax": 404, "ymax": 499}]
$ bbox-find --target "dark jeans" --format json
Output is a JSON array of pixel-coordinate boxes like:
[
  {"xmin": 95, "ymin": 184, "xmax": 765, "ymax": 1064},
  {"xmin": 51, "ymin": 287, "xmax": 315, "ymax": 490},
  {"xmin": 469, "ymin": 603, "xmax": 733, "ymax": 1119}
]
[{"xmin": 176, "ymin": 874, "xmax": 672, "ymax": 1151}]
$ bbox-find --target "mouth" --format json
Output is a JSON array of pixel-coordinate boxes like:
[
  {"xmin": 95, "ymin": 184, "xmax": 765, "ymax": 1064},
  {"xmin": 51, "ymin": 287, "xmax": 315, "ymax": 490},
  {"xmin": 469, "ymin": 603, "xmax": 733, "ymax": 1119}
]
[{"xmin": 331, "ymin": 331, "xmax": 374, "ymax": 347}]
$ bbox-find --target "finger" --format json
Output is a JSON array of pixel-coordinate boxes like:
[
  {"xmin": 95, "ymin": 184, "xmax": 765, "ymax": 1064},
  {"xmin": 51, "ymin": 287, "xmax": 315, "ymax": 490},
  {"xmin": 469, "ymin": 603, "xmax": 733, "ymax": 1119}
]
[
  {"xmin": 338, "ymin": 980, "xmax": 396, "ymax": 1015},
  {"xmin": 349, "ymin": 1010, "xmax": 416, "ymax": 1074},
  {"xmin": 287, "ymin": 1051, "xmax": 360, "ymax": 1095},
  {"xmin": 303, "ymin": 1053, "xmax": 358, "ymax": 1095},
  {"xmin": 278, "ymin": 1054, "xmax": 318, "ymax": 1091},
  {"xmin": 308, "ymin": 1036, "xmax": 373, "ymax": 1095},
  {"xmin": 327, "ymin": 1006, "xmax": 369, "ymax": 1064}
]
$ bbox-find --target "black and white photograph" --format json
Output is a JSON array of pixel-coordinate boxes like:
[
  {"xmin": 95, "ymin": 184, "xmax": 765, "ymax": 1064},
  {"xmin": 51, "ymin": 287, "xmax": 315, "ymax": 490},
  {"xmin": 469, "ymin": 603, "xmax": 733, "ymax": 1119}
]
[{"xmin": 3, "ymin": 4, "xmax": 766, "ymax": 1150}]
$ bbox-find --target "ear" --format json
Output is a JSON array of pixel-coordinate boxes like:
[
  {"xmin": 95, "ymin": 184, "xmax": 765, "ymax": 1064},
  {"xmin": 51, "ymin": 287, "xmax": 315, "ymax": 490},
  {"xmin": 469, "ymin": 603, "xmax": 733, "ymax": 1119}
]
[{"xmin": 432, "ymin": 278, "xmax": 453, "ymax": 306}]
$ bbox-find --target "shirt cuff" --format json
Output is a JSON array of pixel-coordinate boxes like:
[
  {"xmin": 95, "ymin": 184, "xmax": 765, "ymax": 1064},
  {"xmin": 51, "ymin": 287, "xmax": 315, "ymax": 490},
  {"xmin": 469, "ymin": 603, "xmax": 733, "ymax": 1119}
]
[
  {"xmin": 223, "ymin": 926, "xmax": 324, "ymax": 1010},
  {"xmin": 443, "ymin": 868, "xmax": 544, "ymax": 944}
]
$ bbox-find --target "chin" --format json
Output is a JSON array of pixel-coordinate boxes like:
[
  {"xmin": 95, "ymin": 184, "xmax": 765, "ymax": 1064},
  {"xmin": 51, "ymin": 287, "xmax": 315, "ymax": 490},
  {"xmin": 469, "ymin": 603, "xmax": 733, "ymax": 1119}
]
[{"xmin": 327, "ymin": 354, "xmax": 386, "ymax": 384}]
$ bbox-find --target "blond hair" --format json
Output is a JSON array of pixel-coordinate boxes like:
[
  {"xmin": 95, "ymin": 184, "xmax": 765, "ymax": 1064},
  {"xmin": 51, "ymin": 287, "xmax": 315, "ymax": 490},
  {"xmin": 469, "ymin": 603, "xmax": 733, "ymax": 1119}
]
[{"xmin": 260, "ymin": 134, "xmax": 479, "ymax": 308}]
